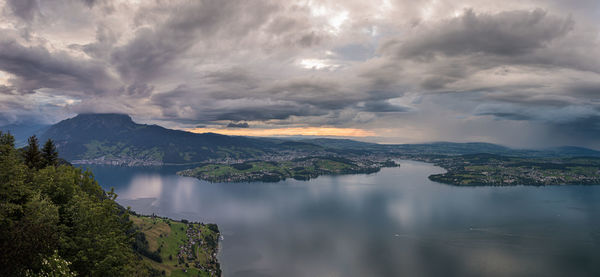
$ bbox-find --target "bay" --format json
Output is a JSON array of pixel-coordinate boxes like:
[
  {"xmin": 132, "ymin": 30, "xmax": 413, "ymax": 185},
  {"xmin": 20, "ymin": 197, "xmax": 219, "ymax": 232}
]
[{"xmin": 86, "ymin": 160, "xmax": 600, "ymax": 277}]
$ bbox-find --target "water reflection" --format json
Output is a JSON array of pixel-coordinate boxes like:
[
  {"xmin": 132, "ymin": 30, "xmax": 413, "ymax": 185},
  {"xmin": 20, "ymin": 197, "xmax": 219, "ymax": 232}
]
[{"xmin": 87, "ymin": 161, "xmax": 600, "ymax": 277}]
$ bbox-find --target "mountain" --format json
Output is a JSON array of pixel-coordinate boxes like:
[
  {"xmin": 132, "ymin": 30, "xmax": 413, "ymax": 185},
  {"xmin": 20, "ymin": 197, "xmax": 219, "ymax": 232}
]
[
  {"xmin": 301, "ymin": 138, "xmax": 382, "ymax": 150},
  {"xmin": 38, "ymin": 113, "xmax": 600, "ymax": 165},
  {"xmin": 389, "ymin": 142, "xmax": 513, "ymax": 155},
  {"xmin": 303, "ymin": 138, "xmax": 600, "ymax": 157},
  {"xmin": 0, "ymin": 123, "xmax": 50, "ymax": 147},
  {"xmin": 541, "ymin": 146, "xmax": 600, "ymax": 157},
  {"xmin": 303, "ymin": 139, "xmax": 513, "ymax": 154},
  {"xmin": 40, "ymin": 113, "xmax": 315, "ymax": 165}
]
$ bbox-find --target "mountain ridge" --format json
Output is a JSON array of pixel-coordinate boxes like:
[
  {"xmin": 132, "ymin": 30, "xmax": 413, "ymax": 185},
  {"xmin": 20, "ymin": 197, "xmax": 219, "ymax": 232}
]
[
  {"xmin": 17, "ymin": 113, "xmax": 600, "ymax": 165},
  {"xmin": 39, "ymin": 113, "xmax": 290, "ymax": 164}
]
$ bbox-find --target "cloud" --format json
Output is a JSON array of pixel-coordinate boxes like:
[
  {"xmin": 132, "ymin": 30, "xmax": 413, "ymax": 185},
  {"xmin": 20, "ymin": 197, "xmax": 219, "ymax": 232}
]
[
  {"xmin": 474, "ymin": 103, "xmax": 600, "ymax": 124},
  {"xmin": 1, "ymin": 0, "xmax": 600, "ymax": 148},
  {"xmin": 5, "ymin": 0, "xmax": 38, "ymax": 21},
  {"xmin": 0, "ymin": 36, "xmax": 119, "ymax": 95},
  {"xmin": 361, "ymin": 100, "xmax": 411, "ymax": 113},
  {"xmin": 109, "ymin": 0, "xmax": 280, "ymax": 83},
  {"xmin": 227, "ymin": 122, "xmax": 249, "ymax": 128},
  {"xmin": 383, "ymin": 9, "xmax": 573, "ymax": 58}
]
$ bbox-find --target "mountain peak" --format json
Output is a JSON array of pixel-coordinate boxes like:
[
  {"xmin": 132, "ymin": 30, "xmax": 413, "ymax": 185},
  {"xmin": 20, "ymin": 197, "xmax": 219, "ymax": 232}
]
[
  {"xmin": 40, "ymin": 113, "xmax": 138, "ymax": 144},
  {"xmin": 73, "ymin": 113, "xmax": 133, "ymax": 122},
  {"xmin": 67, "ymin": 113, "xmax": 136, "ymax": 128}
]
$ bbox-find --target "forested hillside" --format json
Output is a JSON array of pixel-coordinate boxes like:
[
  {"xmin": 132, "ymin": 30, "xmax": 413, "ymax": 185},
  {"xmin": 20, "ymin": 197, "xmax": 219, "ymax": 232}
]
[
  {"xmin": 0, "ymin": 133, "xmax": 157, "ymax": 276},
  {"xmin": 0, "ymin": 132, "xmax": 165, "ymax": 276}
]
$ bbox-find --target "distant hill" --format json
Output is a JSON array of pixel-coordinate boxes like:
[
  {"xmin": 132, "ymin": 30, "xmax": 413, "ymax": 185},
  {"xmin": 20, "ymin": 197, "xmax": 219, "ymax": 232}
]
[
  {"xmin": 303, "ymin": 138, "xmax": 600, "ymax": 158},
  {"xmin": 541, "ymin": 146, "xmax": 600, "ymax": 158},
  {"xmin": 302, "ymin": 138, "xmax": 382, "ymax": 150},
  {"xmin": 390, "ymin": 142, "xmax": 513, "ymax": 155}
]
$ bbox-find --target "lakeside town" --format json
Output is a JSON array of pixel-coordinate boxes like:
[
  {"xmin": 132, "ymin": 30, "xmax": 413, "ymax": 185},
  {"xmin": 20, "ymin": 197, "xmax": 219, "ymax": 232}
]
[{"xmin": 420, "ymin": 154, "xmax": 600, "ymax": 186}]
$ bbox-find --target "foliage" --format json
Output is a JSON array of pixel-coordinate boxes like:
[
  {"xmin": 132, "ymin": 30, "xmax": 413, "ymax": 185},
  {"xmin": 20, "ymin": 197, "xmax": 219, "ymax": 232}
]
[
  {"xmin": 25, "ymin": 250, "xmax": 76, "ymax": 277},
  {"xmin": 41, "ymin": 139, "xmax": 59, "ymax": 167},
  {"xmin": 0, "ymin": 131, "xmax": 155, "ymax": 276},
  {"xmin": 179, "ymin": 157, "xmax": 387, "ymax": 183},
  {"xmin": 23, "ymin": 135, "xmax": 43, "ymax": 169}
]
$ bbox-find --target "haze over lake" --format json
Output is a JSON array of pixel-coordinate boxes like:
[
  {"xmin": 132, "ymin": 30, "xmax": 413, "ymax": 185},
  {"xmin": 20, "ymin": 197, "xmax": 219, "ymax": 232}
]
[{"xmin": 88, "ymin": 161, "xmax": 600, "ymax": 277}]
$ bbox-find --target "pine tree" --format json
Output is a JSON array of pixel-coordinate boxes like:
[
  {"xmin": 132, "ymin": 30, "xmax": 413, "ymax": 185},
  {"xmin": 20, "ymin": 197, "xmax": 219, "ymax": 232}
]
[
  {"xmin": 23, "ymin": 135, "xmax": 42, "ymax": 169},
  {"xmin": 41, "ymin": 139, "xmax": 58, "ymax": 167},
  {"xmin": 0, "ymin": 131, "xmax": 15, "ymax": 148}
]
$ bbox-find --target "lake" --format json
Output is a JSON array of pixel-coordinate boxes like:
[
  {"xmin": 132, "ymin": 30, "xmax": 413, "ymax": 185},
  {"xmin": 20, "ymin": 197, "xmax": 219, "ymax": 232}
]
[{"xmin": 86, "ymin": 160, "xmax": 600, "ymax": 277}]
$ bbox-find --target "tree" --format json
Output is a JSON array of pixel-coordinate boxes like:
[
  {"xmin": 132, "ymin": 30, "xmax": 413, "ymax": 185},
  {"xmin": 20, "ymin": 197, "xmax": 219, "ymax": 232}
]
[
  {"xmin": 0, "ymin": 131, "xmax": 15, "ymax": 148},
  {"xmin": 23, "ymin": 135, "xmax": 42, "ymax": 170},
  {"xmin": 41, "ymin": 139, "xmax": 58, "ymax": 167}
]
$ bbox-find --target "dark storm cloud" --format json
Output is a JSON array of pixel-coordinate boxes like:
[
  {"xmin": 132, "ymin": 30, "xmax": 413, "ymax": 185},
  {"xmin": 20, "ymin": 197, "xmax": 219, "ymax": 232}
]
[
  {"xmin": 261, "ymin": 78, "xmax": 354, "ymax": 110},
  {"xmin": 202, "ymin": 68, "xmax": 259, "ymax": 90},
  {"xmin": 110, "ymin": 0, "xmax": 279, "ymax": 82},
  {"xmin": 118, "ymin": 83, "xmax": 154, "ymax": 97},
  {"xmin": 474, "ymin": 102, "xmax": 600, "ymax": 124},
  {"xmin": 0, "ymin": 36, "xmax": 118, "ymax": 95},
  {"xmin": 149, "ymin": 83, "xmax": 329, "ymax": 122},
  {"xmin": 265, "ymin": 14, "xmax": 324, "ymax": 48},
  {"xmin": 547, "ymin": 117, "xmax": 600, "ymax": 146},
  {"xmin": 382, "ymin": 9, "xmax": 573, "ymax": 58},
  {"xmin": 0, "ymin": 84, "xmax": 16, "ymax": 95},
  {"xmin": 6, "ymin": 0, "xmax": 38, "ymax": 21},
  {"xmin": 361, "ymin": 100, "xmax": 411, "ymax": 113},
  {"xmin": 80, "ymin": 24, "xmax": 119, "ymax": 59},
  {"xmin": 360, "ymin": 7, "xmax": 600, "ymax": 144},
  {"xmin": 189, "ymin": 76, "xmax": 385, "ymax": 122},
  {"xmin": 570, "ymin": 84, "xmax": 600, "ymax": 100},
  {"xmin": 1, "ymin": 0, "xmax": 600, "ymax": 147},
  {"xmin": 214, "ymin": 103, "xmax": 327, "ymax": 121},
  {"xmin": 81, "ymin": 0, "xmax": 98, "ymax": 7},
  {"xmin": 373, "ymin": 8, "xmax": 585, "ymax": 92},
  {"xmin": 227, "ymin": 122, "xmax": 249, "ymax": 128}
]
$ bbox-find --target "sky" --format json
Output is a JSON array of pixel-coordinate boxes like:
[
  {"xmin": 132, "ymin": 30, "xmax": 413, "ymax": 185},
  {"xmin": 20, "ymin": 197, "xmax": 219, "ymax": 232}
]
[{"xmin": 0, "ymin": 0, "xmax": 599, "ymax": 148}]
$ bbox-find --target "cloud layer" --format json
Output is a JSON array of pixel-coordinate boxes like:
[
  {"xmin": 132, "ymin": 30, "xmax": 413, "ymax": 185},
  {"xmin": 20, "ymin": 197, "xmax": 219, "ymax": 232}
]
[{"xmin": 0, "ymin": 0, "xmax": 599, "ymax": 148}]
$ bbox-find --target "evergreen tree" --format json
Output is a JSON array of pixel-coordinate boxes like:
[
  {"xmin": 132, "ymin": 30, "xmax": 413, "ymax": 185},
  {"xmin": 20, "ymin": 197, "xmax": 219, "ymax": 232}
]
[
  {"xmin": 0, "ymin": 131, "xmax": 15, "ymax": 148},
  {"xmin": 41, "ymin": 139, "xmax": 58, "ymax": 167},
  {"xmin": 23, "ymin": 135, "xmax": 42, "ymax": 170}
]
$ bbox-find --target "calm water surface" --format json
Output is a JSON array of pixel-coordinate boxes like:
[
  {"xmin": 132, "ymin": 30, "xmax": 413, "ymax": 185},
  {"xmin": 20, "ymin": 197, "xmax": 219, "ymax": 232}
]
[{"xmin": 87, "ymin": 161, "xmax": 600, "ymax": 277}]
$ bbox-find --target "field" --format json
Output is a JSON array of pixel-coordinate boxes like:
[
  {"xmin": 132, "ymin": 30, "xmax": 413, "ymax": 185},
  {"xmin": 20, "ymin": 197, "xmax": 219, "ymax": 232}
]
[{"xmin": 130, "ymin": 215, "xmax": 221, "ymax": 276}]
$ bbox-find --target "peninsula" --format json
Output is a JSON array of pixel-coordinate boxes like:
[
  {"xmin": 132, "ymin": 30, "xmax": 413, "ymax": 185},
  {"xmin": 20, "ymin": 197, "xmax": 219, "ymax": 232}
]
[
  {"xmin": 423, "ymin": 154, "xmax": 600, "ymax": 186},
  {"xmin": 178, "ymin": 156, "xmax": 398, "ymax": 183}
]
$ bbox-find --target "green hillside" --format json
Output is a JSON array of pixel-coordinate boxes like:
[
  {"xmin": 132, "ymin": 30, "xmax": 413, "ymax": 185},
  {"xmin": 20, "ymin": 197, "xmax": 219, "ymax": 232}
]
[
  {"xmin": 131, "ymin": 215, "xmax": 221, "ymax": 276},
  {"xmin": 0, "ymin": 131, "xmax": 221, "ymax": 276}
]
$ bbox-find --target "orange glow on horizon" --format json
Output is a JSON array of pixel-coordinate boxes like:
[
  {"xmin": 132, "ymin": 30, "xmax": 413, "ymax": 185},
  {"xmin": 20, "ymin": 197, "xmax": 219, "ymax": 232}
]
[{"xmin": 185, "ymin": 127, "xmax": 375, "ymax": 137}]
